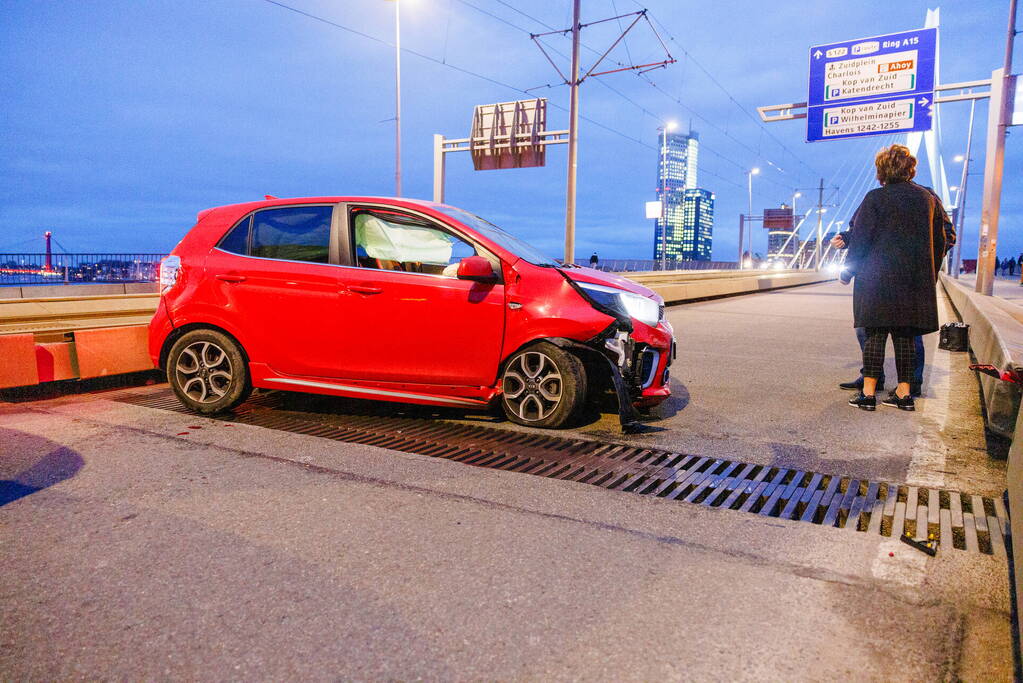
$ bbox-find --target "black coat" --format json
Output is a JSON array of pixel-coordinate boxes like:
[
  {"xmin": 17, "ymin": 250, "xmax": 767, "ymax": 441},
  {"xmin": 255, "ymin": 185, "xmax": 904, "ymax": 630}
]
[{"xmin": 844, "ymin": 181, "xmax": 951, "ymax": 333}]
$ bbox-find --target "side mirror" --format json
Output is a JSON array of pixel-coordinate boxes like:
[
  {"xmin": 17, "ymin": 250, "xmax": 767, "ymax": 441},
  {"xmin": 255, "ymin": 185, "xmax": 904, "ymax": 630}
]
[{"xmin": 456, "ymin": 255, "xmax": 497, "ymax": 282}]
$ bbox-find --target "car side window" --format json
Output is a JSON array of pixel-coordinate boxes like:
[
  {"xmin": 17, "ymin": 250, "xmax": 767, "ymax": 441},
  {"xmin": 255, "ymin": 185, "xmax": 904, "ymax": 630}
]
[
  {"xmin": 218, "ymin": 215, "xmax": 251, "ymax": 255},
  {"xmin": 251, "ymin": 206, "xmax": 332, "ymax": 263},
  {"xmin": 351, "ymin": 210, "xmax": 480, "ymax": 277}
]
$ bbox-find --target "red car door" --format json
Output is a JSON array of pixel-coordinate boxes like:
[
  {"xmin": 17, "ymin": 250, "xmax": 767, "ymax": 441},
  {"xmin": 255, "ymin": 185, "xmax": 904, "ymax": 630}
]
[
  {"xmin": 336, "ymin": 207, "xmax": 505, "ymax": 386},
  {"xmin": 204, "ymin": 204, "xmax": 347, "ymax": 378}
]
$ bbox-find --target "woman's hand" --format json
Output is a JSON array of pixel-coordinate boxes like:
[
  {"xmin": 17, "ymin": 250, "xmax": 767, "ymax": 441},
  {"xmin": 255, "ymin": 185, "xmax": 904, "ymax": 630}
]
[{"xmin": 830, "ymin": 235, "xmax": 846, "ymax": 249}]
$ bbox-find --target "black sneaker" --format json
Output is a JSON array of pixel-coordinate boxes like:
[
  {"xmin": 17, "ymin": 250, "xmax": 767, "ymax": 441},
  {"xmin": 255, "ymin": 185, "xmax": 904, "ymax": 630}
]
[
  {"xmin": 882, "ymin": 391, "xmax": 915, "ymax": 411},
  {"xmin": 839, "ymin": 378, "xmax": 863, "ymax": 390},
  {"xmin": 848, "ymin": 393, "xmax": 876, "ymax": 411}
]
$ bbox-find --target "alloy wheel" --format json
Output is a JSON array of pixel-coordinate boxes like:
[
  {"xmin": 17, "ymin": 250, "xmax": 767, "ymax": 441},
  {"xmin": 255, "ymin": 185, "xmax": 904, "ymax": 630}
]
[
  {"xmin": 174, "ymin": 341, "xmax": 233, "ymax": 403},
  {"xmin": 502, "ymin": 351, "xmax": 564, "ymax": 422}
]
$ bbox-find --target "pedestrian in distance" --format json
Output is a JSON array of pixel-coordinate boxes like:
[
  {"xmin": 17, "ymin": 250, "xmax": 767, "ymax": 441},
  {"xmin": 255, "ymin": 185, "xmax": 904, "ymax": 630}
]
[
  {"xmin": 589, "ymin": 251, "xmax": 599, "ymax": 268},
  {"xmin": 1009, "ymin": 257, "xmax": 1016, "ymax": 278},
  {"xmin": 837, "ymin": 144, "xmax": 952, "ymax": 412}
]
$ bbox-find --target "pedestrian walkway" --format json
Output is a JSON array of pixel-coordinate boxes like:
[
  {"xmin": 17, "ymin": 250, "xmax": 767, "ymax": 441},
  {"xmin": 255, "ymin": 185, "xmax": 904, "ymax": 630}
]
[{"xmin": 957, "ymin": 273, "xmax": 1023, "ymax": 306}]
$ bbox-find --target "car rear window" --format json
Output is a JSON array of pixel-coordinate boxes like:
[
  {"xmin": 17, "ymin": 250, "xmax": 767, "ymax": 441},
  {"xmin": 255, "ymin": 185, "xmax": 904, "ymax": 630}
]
[
  {"xmin": 251, "ymin": 206, "xmax": 332, "ymax": 263},
  {"xmin": 218, "ymin": 215, "xmax": 251, "ymax": 255}
]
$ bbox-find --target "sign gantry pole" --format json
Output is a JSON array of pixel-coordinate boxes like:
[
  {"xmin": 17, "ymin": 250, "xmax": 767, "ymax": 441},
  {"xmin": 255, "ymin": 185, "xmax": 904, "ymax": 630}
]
[
  {"xmin": 976, "ymin": 0, "xmax": 1017, "ymax": 296},
  {"xmin": 564, "ymin": 0, "xmax": 581, "ymax": 265}
]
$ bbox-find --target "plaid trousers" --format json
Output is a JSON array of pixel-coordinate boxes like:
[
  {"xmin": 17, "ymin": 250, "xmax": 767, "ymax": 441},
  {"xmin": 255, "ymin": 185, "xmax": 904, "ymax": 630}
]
[{"xmin": 862, "ymin": 327, "xmax": 916, "ymax": 384}]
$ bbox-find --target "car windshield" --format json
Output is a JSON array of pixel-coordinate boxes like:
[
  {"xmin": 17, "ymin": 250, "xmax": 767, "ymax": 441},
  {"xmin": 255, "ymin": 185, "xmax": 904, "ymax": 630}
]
[{"xmin": 432, "ymin": 204, "xmax": 560, "ymax": 267}]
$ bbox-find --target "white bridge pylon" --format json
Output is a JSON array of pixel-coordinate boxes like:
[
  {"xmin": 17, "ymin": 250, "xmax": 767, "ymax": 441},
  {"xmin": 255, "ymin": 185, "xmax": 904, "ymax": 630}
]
[{"xmin": 906, "ymin": 7, "xmax": 953, "ymax": 209}]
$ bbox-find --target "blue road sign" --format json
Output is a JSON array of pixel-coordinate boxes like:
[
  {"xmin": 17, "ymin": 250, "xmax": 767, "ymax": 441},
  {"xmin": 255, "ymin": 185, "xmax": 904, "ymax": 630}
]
[{"xmin": 806, "ymin": 27, "xmax": 937, "ymax": 142}]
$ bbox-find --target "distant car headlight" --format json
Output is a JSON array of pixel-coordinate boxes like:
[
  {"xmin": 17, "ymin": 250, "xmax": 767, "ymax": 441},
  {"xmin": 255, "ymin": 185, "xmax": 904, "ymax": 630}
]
[{"xmin": 577, "ymin": 282, "xmax": 661, "ymax": 327}]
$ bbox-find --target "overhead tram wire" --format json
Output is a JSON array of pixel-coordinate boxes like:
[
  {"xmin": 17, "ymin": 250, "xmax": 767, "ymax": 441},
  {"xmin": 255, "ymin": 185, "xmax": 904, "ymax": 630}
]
[
  {"xmin": 477, "ymin": 0, "xmax": 816, "ymax": 196},
  {"xmin": 632, "ymin": 3, "xmax": 823, "ymax": 183},
  {"xmin": 259, "ymin": 0, "xmax": 652, "ymax": 152}
]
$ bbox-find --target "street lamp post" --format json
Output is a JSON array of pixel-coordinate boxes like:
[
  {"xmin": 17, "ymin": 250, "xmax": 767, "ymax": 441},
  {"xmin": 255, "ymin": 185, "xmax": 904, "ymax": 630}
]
[
  {"xmin": 658, "ymin": 121, "xmax": 677, "ymax": 271},
  {"xmin": 744, "ymin": 167, "xmax": 759, "ymax": 268}
]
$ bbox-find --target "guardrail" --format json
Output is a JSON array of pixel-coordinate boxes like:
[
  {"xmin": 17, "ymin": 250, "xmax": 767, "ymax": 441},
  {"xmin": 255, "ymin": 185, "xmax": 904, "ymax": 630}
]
[
  {"xmin": 0, "ymin": 253, "xmax": 167, "ymax": 286},
  {"xmin": 628, "ymin": 268, "xmax": 836, "ymax": 304},
  {"xmin": 939, "ymin": 273, "xmax": 1022, "ymax": 655}
]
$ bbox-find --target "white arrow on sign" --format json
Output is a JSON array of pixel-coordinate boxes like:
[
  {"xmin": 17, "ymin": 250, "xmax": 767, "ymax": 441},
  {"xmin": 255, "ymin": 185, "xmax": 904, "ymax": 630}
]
[
  {"xmin": 919, "ymin": 96, "xmax": 929, "ymax": 106},
  {"xmin": 814, "ymin": 49, "xmax": 823, "ymax": 59}
]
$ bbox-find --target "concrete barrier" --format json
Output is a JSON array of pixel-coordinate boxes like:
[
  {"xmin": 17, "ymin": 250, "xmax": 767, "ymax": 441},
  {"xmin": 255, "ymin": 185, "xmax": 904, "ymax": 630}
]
[
  {"xmin": 0, "ymin": 282, "xmax": 158, "ymax": 299},
  {"xmin": 940, "ymin": 274, "xmax": 1023, "ymax": 655},
  {"xmin": 626, "ymin": 269, "xmax": 836, "ymax": 304},
  {"xmin": 940, "ymin": 274, "xmax": 1023, "ymax": 439}
]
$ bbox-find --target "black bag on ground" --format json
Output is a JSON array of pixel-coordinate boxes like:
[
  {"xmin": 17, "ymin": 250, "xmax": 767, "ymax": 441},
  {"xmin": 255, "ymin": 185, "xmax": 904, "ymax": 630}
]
[{"xmin": 938, "ymin": 322, "xmax": 969, "ymax": 351}]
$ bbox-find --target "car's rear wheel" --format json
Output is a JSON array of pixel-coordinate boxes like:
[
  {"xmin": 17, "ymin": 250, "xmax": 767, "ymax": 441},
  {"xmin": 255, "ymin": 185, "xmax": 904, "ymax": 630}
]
[
  {"xmin": 167, "ymin": 329, "xmax": 251, "ymax": 414},
  {"xmin": 501, "ymin": 342, "xmax": 587, "ymax": 428}
]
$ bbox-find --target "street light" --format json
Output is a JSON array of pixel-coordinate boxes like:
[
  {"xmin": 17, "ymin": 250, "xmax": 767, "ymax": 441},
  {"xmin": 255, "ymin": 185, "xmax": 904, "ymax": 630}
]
[
  {"xmin": 954, "ymin": 154, "xmax": 965, "ymax": 163},
  {"xmin": 657, "ymin": 120, "xmax": 678, "ymax": 271},
  {"xmin": 744, "ymin": 167, "xmax": 759, "ymax": 268}
]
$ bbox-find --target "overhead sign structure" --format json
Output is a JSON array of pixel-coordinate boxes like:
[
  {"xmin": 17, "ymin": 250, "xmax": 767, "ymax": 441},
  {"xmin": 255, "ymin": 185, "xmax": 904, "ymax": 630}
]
[
  {"xmin": 806, "ymin": 27, "xmax": 937, "ymax": 142},
  {"xmin": 469, "ymin": 99, "xmax": 549, "ymax": 171}
]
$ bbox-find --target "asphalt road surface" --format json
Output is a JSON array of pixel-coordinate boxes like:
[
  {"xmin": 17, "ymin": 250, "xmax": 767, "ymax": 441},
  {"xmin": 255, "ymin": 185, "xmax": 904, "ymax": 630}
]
[{"xmin": 1, "ymin": 281, "xmax": 1013, "ymax": 680}]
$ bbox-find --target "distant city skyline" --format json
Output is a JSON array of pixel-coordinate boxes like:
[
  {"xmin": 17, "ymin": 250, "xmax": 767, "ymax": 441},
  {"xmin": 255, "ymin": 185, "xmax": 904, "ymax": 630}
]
[{"xmin": 653, "ymin": 130, "xmax": 714, "ymax": 261}]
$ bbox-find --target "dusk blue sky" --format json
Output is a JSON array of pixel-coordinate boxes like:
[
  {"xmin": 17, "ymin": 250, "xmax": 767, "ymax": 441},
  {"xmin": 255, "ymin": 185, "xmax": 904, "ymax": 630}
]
[{"xmin": 1, "ymin": 0, "xmax": 1017, "ymax": 263}]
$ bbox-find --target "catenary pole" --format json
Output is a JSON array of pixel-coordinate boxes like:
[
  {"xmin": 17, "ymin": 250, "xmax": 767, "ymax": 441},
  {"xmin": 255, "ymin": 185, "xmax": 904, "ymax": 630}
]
[
  {"xmin": 563, "ymin": 0, "xmax": 581, "ymax": 265},
  {"xmin": 816, "ymin": 178, "xmax": 824, "ymax": 270},
  {"xmin": 394, "ymin": 0, "xmax": 402, "ymax": 197},
  {"xmin": 737, "ymin": 214, "xmax": 745, "ymax": 267}
]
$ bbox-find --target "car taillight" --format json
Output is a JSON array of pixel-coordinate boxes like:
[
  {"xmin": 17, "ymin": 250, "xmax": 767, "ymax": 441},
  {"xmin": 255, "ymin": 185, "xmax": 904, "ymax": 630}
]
[{"xmin": 159, "ymin": 255, "xmax": 181, "ymax": 291}]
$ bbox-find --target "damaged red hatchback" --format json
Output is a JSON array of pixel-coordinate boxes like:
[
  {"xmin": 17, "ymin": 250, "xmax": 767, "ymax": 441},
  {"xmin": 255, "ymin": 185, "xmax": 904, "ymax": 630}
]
[{"xmin": 149, "ymin": 197, "xmax": 674, "ymax": 429}]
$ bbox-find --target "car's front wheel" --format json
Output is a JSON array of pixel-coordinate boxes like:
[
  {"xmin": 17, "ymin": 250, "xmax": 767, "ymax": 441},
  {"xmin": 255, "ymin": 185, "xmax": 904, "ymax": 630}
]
[
  {"xmin": 500, "ymin": 342, "xmax": 587, "ymax": 428},
  {"xmin": 167, "ymin": 329, "xmax": 251, "ymax": 414}
]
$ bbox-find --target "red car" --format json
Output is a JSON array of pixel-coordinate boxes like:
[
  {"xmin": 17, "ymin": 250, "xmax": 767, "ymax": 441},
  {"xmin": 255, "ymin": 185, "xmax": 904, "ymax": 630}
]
[{"xmin": 149, "ymin": 197, "xmax": 673, "ymax": 429}]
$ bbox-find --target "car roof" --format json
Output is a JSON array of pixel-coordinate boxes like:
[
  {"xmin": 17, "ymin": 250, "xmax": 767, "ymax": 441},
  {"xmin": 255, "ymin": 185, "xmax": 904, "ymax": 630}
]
[{"xmin": 200, "ymin": 196, "xmax": 439, "ymax": 220}]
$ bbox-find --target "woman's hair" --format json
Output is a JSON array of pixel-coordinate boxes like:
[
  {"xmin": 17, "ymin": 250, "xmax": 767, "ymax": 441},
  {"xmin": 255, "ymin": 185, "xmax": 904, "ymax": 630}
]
[{"xmin": 875, "ymin": 144, "xmax": 917, "ymax": 184}]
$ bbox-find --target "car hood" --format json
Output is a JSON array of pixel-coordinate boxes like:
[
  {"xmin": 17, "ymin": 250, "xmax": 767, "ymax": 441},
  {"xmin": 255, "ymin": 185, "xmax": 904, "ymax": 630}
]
[{"xmin": 559, "ymin": 267, "xmax": 662, "ymax": 302}]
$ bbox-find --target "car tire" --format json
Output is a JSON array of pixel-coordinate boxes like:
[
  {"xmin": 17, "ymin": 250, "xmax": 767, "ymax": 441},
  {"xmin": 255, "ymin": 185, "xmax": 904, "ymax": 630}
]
[
  {"xmin": 167, "ymin": 329, "xmax": 251, "ymax": 414},
  {"xmin": 500, "ymin": 342, "xmax": 587, "ymax": 429}
]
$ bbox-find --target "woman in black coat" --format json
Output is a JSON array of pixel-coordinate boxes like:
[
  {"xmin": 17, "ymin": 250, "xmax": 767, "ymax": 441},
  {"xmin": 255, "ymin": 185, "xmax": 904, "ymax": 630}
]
[{"xmin": 842, "ymin": 144, "xmax": 950, "ymax": 411}]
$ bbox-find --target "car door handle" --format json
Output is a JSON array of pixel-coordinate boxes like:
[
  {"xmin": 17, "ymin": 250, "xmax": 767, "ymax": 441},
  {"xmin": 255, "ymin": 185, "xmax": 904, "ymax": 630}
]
[
  {"xmin": 349, "ymin": 285, "xmax": 383, "ymax": 294},
  {"xmin": 215, "ymin": 274, "xmax": 247, "ymax": 283}
]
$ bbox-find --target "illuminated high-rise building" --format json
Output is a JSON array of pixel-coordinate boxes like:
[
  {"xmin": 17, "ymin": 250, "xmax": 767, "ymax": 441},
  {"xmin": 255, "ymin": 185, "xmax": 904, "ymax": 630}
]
[{"xmin": 652, "ymin": 131, "xmax": 714, "ymax": 261}]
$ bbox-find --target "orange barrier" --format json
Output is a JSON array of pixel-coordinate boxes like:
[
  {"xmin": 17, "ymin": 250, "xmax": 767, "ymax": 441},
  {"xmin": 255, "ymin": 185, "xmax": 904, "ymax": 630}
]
[
  {"xmin": 0, "ymin": 334, "xmax": 40, "ymax": 389},
  {"xmin": 0, "ymin": 325, "xmax": 155, "ymax": 389},
  {"xmin": 76, "ymin": 326, "xmax": 154, "ymax": 379}
]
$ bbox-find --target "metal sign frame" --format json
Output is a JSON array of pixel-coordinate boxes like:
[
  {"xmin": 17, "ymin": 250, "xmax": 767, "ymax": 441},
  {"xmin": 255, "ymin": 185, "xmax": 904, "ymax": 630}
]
[{"xmin": 806, "ymin": 27, "xmax": 937, "ymax": 142}]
